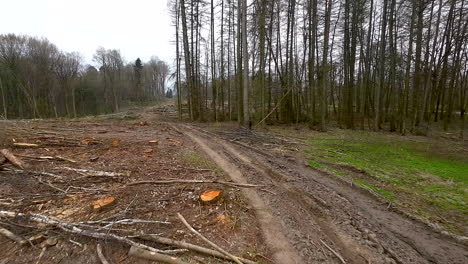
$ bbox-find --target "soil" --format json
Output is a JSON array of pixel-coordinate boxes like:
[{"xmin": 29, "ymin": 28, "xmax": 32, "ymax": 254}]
[
  {"xmin": 0, "ymin": 110, "xmax": 267, "ymax": 264},
  {"xmin": 0, "ymin": 105, "xmax": 467, "ymax": 264}
]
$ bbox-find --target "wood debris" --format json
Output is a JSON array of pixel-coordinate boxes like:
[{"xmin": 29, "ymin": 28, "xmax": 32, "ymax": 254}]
[
  {"xmin": 111, "ymin": 139, "xmax": 120, "ymax": 147},
  {"xmin": 13, "ymin": 142, "xmax": 39, "ymax": 148},
  {"xmin": 92, "ymin": 197, "xmax": 116, "ymax": 212},
  {"xmin": 0, "ymin": 149, "xmax": 26, "ymax": 169},
  {"xmin": 200, "ymin": 190, "xmax": 222, "ymax": 203}
]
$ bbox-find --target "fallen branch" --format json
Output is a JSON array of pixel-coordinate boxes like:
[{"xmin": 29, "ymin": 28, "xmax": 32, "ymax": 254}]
[
  {"xmin": 58, "ymin": 167, "xmax": 127, "ymax": 177},
  {"xmin": 0, "ymin": 149, "xmax": 26, "ymax": 169},
  {"xmin": 137, "ymin": 235, "xmax": 257, "ymax": 264},
  {"xmin": 98, "ymin": 218, "xmax": 170, "ymax": 229},
  {"xmin": 0, "ymin": 227, "xmax": 27, "ymax": 245},
  {"xmin": 13, "ymin": 143, "xmax": 39, "ymax": 148},
  {"xmin": 128, "ymin": 246, "xmax": 189, "ymax": 264},
  {"xmin": 177, "ymin": 213, "xmax": 243, "ymax": 264},
  {"xmin": 96, "ymin": 244, "xmax": 110, "ymax": 264},
  {"xmin": 0, "ymin": 211, "xmax": 180, "ymax": 255},
  {"xmin": 35, "ymin": 177, "xmax": 67, "ymax": 193},
  {"xmin": 128, "ymin": 179, "xmax": 262, "ymax": 188},
  {"xmin": 320, "ymin": 239, "xmax": 346, "ymax": 264},
  {"xmin": 18, "ymin": 155, "xmax": 76, "ymax": 163}
]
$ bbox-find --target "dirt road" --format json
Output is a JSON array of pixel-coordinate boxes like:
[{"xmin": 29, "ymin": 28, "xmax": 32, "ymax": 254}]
[{"xmin": 173, "ymin": 123, "xmax": 468, "ymax": 264}]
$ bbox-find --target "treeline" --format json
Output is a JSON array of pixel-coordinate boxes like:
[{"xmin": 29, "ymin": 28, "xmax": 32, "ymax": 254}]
[
  {"xmin": 171, "ymin": 0, "xmax": 467, "ymax": 136},
  {"xmin": 0, "ymin": 34, "xmax": 169, "ymax": 119}
]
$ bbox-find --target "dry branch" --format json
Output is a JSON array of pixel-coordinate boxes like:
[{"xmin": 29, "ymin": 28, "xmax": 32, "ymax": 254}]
[
  {"xmin": 128, "ymin": 246, "xmax": 189, "ymax": 264},
  {"xmin": 128, "ymin": 179, "xmax": 262, "ymax": 188},
  {"xmin": 138, "ymin": 235, "xmax": 257, "ymax": 264},
  {"xmin": 320, "ymin": 239, "xmax": 346, "ymax": 264},
  {"xmin": 18, "ymin": 155, "xmax": 76, "ymax": 163},
  {"xmin": 58, "ymin": 167, "xmax": 127, "ymax": 177},
  {"xmin": 0, "ymin": 211, "xmax": 178, "ymax": 255},
  {"xmin": 177, "ymin": 213, "xmax": 244, "ymax": 264},
  {"xmin": 96, "ymin": 244, "xmax": 110, "ymax": 264},
  {"xmin": 13, "ymin": 143, "xmax": 39, "ymax": 148},
  {"xmin": 0, "ymin": 227, "xmax": 27, "ymax": 245},
  {"xmin": 0, "ymin": 149, "xmax": 26, "ymax": 169}
]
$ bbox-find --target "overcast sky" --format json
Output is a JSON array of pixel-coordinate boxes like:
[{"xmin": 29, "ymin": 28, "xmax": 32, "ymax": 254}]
[{"xmin": 0, "ymin": 0, "xmax": 174, "ymax": 66}]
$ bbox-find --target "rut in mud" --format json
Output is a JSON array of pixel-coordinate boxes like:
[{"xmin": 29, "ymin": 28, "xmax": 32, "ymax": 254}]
[{"xmin": 175, "ymin": 123, "xmax": 468, "ymax": 264}]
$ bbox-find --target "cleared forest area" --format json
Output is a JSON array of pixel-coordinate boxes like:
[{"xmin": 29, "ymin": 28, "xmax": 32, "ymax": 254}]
[{"xmin": 1, "ymin": 0, "xmax": 467, "ymax": 263}]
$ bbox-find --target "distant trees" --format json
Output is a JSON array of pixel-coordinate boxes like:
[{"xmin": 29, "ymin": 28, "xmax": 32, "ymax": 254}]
[
  {"xmin": 0, "ymin": 34, "xmax": 169, "ymax": 119},
  {"xmin": 171, "ymin": 0, "xmax": 468, "ymax": 136}
]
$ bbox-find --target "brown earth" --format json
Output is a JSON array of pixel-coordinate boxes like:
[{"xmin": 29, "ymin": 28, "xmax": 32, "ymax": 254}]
[
  {"xmin": 0, "ymin": 105, "xmax": 467, "ymax": 264},
  {"xmin": 0, "ymin": 112, "xmax": 267, "ymax": 264}
]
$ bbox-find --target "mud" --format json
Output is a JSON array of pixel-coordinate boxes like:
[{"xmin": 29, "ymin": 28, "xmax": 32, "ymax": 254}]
[{"xmin": 178, "ymin": 124, "xmax": 468, "ymax": 264}]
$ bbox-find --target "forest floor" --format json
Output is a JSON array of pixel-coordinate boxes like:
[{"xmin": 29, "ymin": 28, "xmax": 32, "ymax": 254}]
[{"xmin": 0, "ymin": 103, "xmax": 467, "ymax": 264}]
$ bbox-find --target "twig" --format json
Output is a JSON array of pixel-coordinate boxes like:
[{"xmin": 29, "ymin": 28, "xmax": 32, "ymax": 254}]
[
  {"xmin": 128, "ymin": 179, "xmax": 263, "ymax": 188},
  {"xmin": 13, "ymin": 143, "xmax": 39, "ymax": 148},
  {"xmin": 128, "ymin": 246, "xmax": 189, "ymax": 264},
  {"xmin": 320, "ymin": 239, "xmax": 346, "ymax": 264},
  {"xmin": 57, "ymin": 167, "xmax": 128, "ymax": 177},
  {"xmin": 177, "ymin": 213, "xmax": 244, "ymax": 264},
  {"xmin": 0, "ymin": 227, "xmax": 27, "ymax": 245},
  {"xmin": 34, "ymin": 177, "xmax": 67, "ymax": 193},
  {"xmin": 97, "ymin": 244, "xmax": 110, "ymax": 264},
  {"xmin": 137, "ymin": 235, "xmax": 257, "ymax": 264},
  {"xmin": 98, "ymin": 219, "xmax": 171, "ymax": 229},
  {"xmin": 17, "ymin": 155, "xmax": 76, "ymax": 163}
]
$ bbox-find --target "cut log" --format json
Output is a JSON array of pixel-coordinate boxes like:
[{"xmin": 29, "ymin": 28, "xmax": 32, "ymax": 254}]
[
  {"xmin": 148, "ymin": 140, "xmax": 158, "ymax": 145},
  {"xmin": 200, "ymin": 190, "xmax": 222, "ymax": 203},
  {"xmin": 128, "ymin": 246, "xmax": 189, "ymax": 264},
  {"xmin": 0, "ymin": 149, "xmax": 26, "ymax": 169},
  {"xmin": 92, "ymin": 197, "xmax": 116, "ymax": 212}
]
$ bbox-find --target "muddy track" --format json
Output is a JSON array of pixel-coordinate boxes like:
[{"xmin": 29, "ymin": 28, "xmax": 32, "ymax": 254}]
[{"xmin": 173, "ymin": 124, "xmax": 468, "ymax": 264}]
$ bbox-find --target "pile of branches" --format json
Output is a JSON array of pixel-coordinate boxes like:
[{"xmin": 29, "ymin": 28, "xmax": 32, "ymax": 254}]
[
  {"xmin": 0, "ymin": 149, "xmax": 259, "ymax": 264},
  {"xmin": 0, "ymin": 210, "xmax": 256, "ymax": 264},
  {"xmin": 3, "ymin": 126, "xmax": 102, "ymax": 148}
]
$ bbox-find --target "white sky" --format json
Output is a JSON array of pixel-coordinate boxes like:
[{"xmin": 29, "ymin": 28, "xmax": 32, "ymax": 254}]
[{"xmin": 0, "ymin": 0, "xmax": 175, "ymax": 66}]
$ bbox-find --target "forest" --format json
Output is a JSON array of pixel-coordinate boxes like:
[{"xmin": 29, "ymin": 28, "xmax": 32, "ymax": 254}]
[
  {"xmin": 171, "ymin": 0, "xmax": 467, "ymax": 136},
  {"xmin": 0, "ymin": 34, "xmax": 170, "ymax": 119}
]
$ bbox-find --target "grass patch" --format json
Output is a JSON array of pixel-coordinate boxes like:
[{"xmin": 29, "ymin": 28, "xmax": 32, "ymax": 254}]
[
  {"xmin": 354, "ymin": 179, "xmax": 396, "ymax": 200},
  {"xmin": 178, "ymin": 150, "xmax": 223, "ymax": 176},
  {"xmin": 306, "ymin": 130, "xmax": 468, "ymax": 234},
  {"xmin": 308, "ymin": 160, "xmax": 326, "ymax": 169}
]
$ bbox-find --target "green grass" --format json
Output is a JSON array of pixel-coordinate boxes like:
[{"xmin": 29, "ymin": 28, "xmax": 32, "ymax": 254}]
[
  {"xmin": 308, "ymin": 160, "xmax": 326, "ymax": 169},
  {"xmin": 178, "ymin": 151, "xmax": 224, "ymax": 177},
  {"xmin": 354, "ymin": 179, "xmax": 396, "ymax": 200},
  {"xmin": 306, "ymin": 131, "xmax": 468, "ymax": 231}
]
